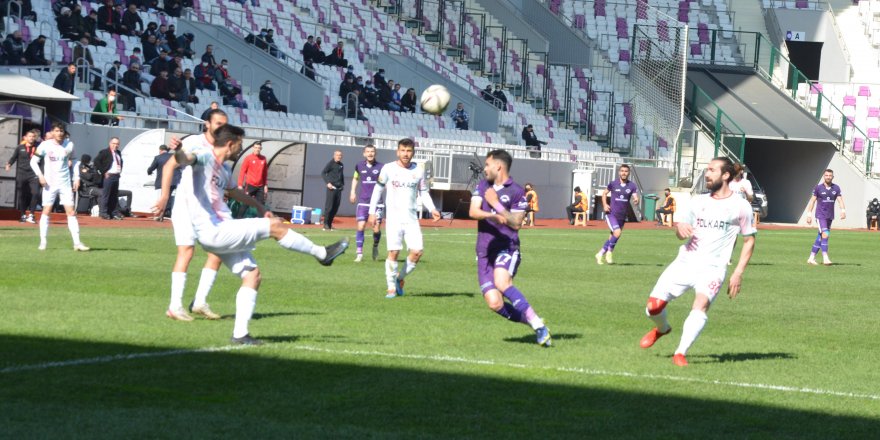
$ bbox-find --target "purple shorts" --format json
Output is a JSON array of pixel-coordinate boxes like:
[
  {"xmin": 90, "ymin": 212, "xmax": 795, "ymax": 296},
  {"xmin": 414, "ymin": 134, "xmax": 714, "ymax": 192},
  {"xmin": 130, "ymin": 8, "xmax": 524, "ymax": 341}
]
[
  {"xmin": 356, "ymin": 204, "xmax": 384, "ymax": 222},
  {"xmin": 477, "ymin": 249, "xmax": 521, "ymax": 294},
  {"xmin": 605, "ymin": 213, "xmax": 626, "ymax": 232},
  {"xmin": 816, "ymin": 217, "xmax": 833, "ymax": 233}
]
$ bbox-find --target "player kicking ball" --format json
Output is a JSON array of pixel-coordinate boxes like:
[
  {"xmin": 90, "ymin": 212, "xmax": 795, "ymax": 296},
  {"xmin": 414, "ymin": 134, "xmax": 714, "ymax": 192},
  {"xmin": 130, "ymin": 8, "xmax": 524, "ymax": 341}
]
[
  {"xmin": 30, "ymin": 122, "xmax": 89, "ymax": 251},
  {"xmin": 174, "ymin": 124, "xmax": 349, "ymax": 345},
  {"xmin": 639, "ymin": 157, "xmax": 756, "ymax": 366},
  {"xmin": 349, "ymin": 144, "xmax": 384, "ymax": 262},
  {"xmin": 596, "ymin": 164, "xmax": 639, "ymax": 264},
  {"xmin": 368, "ymin": 138, "xmax": 441, "ymax": 299},
  {"xmin": 471, "ymin": 149, "xmax": 551, "ymax": 346}
]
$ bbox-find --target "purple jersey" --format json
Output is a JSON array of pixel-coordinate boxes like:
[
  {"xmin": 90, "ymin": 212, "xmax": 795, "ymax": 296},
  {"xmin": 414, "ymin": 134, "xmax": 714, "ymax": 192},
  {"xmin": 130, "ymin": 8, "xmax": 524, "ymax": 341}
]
[
  {"xmin": 472, "ymin": 178, "xmax": 528, "ymax": 255},
  {"xmin": 607, "ymin": 179, "xmax": 638, "ymax": 218},
  {"xmin": 354, "ymin": 160, "xmax": 384, "ymax": 204},
  {"xmin": 813, "ymin": 183, "xmax": 842, "ymax": 219}
]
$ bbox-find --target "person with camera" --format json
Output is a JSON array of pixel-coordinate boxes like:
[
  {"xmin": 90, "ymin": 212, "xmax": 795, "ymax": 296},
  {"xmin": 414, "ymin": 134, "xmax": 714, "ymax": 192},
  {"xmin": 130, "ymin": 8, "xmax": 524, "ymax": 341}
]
[{"xmin": 867, "ymin": 198, "xmax": 880, "ymax": 229}]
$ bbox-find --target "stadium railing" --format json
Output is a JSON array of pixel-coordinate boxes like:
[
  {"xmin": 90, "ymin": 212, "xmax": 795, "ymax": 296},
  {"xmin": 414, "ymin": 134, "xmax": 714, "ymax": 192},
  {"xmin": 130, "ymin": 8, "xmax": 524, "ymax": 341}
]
[{"xmin": 683, "ymin": 77, "xmax": 746, "ymax": 161}]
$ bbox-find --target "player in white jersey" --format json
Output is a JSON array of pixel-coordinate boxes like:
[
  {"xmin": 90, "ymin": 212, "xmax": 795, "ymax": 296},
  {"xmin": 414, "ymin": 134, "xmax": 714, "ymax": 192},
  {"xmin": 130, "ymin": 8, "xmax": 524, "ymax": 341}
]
[
  {"xmin": 727, "ymin": 164, "xmax": 754, "ymax": 203},
  {"xmin": 29, "ymin": 122, "xmax": 89, "ymax": 251},
  {"xmin": 152, "ymin": 110, "xmax": 227, "ymax": 321},
  {"xmin": 639, "ymin": 157, "xmax": 757, "ymax": 367},
  {"xmin": 175, "ymin": 124, "xmax": 348, "ymax": 345},
  {"xmin": 368, "ymin": 138, "xmax": 441, "ymax": 298}
]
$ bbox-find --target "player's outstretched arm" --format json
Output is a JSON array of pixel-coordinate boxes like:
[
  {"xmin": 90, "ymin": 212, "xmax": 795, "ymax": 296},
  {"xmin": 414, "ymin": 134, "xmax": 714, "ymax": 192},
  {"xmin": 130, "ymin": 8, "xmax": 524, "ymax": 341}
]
[
  {"xmin": 728, "ymin": 234, "xmax": 755, "ymax": 299},
  {"xmin": 227, "ymin": 188, "xmax": 269, "ymax": 217}
]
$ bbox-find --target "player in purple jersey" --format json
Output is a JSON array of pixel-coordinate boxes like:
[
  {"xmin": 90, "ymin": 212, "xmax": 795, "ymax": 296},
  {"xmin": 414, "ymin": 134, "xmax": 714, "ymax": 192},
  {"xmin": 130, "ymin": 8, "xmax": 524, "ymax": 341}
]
[
  {"xmin": 470, "ymin": 149, "xmax": 551, "ymax": 346},
  {"xmin": 805, "ymin": 169, "xmax": 846, "ymax": 265},
  {"xmin": 349, "ymin": 144, "xmax": 384, "ymax": 262},
  {"xmin": 596, "ymin": 164, "xmax": 639, "ymax": 264}
]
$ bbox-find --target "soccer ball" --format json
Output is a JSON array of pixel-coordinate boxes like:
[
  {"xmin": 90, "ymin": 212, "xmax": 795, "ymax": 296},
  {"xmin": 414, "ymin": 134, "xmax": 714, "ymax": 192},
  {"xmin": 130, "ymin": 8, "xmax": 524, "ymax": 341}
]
[{"xmin": 420, "ymin": 85, "xmax": 451, "ymax": 115}]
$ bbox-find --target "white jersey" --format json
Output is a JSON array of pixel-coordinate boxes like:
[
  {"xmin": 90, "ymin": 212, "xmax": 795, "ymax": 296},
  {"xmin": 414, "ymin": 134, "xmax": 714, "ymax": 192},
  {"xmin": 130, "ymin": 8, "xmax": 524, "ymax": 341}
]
[
  {"xmin": 177, "ymin": 134, "xmax": 213, "ymax": 195},
  {"xmin": 183, "ymin": 140, "xmax": 234, "ymax": 236},
  {"xmin": 674, "ymin": 192, "xmax": 756, "ymax": 268},
  {"xmin": 32, "ymin": 139, "xmax": 73, "ymax": 187},
  {"xmin": 370, "ymin": 161, "xmax": 435, "ymax": 224},
  {"xmin": 728, "ymin": 178, "xmax": 753, "ymax": 200}
]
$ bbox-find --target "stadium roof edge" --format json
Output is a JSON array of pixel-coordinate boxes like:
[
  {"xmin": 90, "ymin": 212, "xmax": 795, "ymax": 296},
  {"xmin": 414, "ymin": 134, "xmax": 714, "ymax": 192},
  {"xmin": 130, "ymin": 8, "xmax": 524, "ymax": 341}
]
[{"xmin": 0, "ymin": 73, "xmax": 80, "ymax": 102}]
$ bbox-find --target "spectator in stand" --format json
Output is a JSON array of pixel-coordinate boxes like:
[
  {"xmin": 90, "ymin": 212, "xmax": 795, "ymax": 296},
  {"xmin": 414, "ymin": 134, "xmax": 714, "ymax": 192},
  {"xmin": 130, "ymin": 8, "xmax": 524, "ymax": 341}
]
[
  {"xmin": 129, "ymin": 47, "xmax": 142, "ymax": 65},
  {"xmin": 182, "ymin": 68, "xmax": 198, "ymax": 102},
  {"xmin": 94, "ymin": 137, "xmax": 128, "ymax": 220},
  {"xmin": 214, "ymin": 59, "xmax": 241, "ymax": 98},
  {"xmin": 346, "ymin": 89, "xmax": 367, "ymax": 121},
  {"xmin": 373, "ymin": 68, "xmax": 387, "ymax": 90},
  {"xmin": 163, "ymin": 0, "xmax": 182, "ymax": 17},
  {"xmin": 265, "ymin": 29, "xmax": 282, "ymax": 58},
  {"xmin": 150, "ymin": 48, "xmax": 173, "ymax": 77},
  {"xmin": 81, "ymin": 10, "xmax": 108, "ymax": 47},
  {"xmin": 354, "ymin": 76, "xmax": 365, "ymax": 93},
  {"xmin": 343, "ymin": 65, "xmax": 355, "ymax": 82},
  {"xmin": 259, "ymin": 80, "xmax": 287, "ymax": 112},
  {"xmin": 121, "ymin": 4, "xmax": 144, "ymax": 36},
  {"xmin": 237, "ymin": 141, "xmax": 269, "ymax": 216},
  {"xmin": 94, "ymin": 60, "xmax": 122, "ymax": 91},
  {"xmin": 4, "ymin": 129, "xmax": 40, "ymax": 223},
  {"xmin": 156, "ymin": 26, "xmax": 172, "ymax": 53},
  {"xmin": 53, "ymin": 63, "xmax": 76, "ymax": 94},
  {"xmin": 73, "ymin": 37, "xmax": 99, "ymax": 82},
  {"xmin": 4, "ymin": 0, "xmax": 37, "ymax": 21},
  {"xmin": 313, "ymin": 36, "xmax": 326, "ymax": 64},
  {"xmin": 120, "ymin": 64, "xmax": 143, "ymax": 111},
  {"xmin": 301, "ymin": 58, "xmax": 316, "ymax": 81},
  {"xmin": 301, "ymin": 35, "xmax": 317, "ymax": 63},
  {"xmin": 52, "ymin": 0, "xmax": 76, "ymax": 16},
  {"xmin": 141, "ymin": 21, "xmax": 159, "ymax": 43},
  {"xmin": 377, "ymin": 79, "xmax": 392, "ymax": 110},
  {"xmin": 362, "ymin": 80, "xmax": 377, "ymax": 109},
  {"xmin": 24, "ymin": 34, "xmax": 50, "ymax": 66},
  {"xmin": 223, "ymin": 92, "xmax": 248, "ymax": 109},
  {"xmin": 325, "ymin": 41, "xmax": 348, "ymax": 68},
  {"xmin": 57, "ymin": 7, "xmax": 80, "ymax": 40},
  {"xmin": 339, "ymin": 76, "xmax": 355, "ymax": 105},
  {"xmin": 2, "ymin": 31, "xmax": 26, "ymax": 65},
  {"xmin": 165, "ymin": 24, "xmax": 178, "ymax": 51},
  {"xmin": 150, "ymin": 70, "xmax": 174, "ymax": 100},
  {"xmin": 90, "ymin": 88, "xmax": 123, "ymax": 126},
  {"xmin": 193, "ymin": 60, "xmax": 215, "ymax": 90},
  {"xmin": 201, "ymin": 44, "xmax": 216, "ymax": 66},
  {"xmin": 142, "ymin": 34, "xmax": 159, "ymax": 64},
  {"xmin": 400, "ymin": 87, "xmax": 417, "ymax": 113},
  {"xmin": 97, "ymin": 0, "xmax": 121, "ymax": 33},
  {"xmin": 450, "ymin": 102, "xmax": 469, "ymax": 130},
  {"xmin": 481, "ymin": 84, "xmax": 493, "ymax": 102},
  {"xmin": 176, "ymin": 32, "xmax": 194, "ymax": 58},
  {"xmin": 492, "ymin": 84, "xmax": 508, "ymax": 110},
  {"xmin": 168, "ymin": 67, "xmax": 188, "ymax": 103},
  {"xmin": 389, "ymin": 83, "xmax": 403, "ymax": 111},
  {"xmin": 200, "ymin": 101, "xmax": 219, "ymax": 121},
  {"xmin": 522, "ymin": 124, "xmax": 546, "ymax": 158}
]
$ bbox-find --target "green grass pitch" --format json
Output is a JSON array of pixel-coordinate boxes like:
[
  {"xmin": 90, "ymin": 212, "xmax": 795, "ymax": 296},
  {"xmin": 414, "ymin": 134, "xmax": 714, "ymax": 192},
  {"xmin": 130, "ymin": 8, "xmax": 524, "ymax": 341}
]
[{"xmin": 1, "ymin": 224, "xmax": 878, "ymax": 438}]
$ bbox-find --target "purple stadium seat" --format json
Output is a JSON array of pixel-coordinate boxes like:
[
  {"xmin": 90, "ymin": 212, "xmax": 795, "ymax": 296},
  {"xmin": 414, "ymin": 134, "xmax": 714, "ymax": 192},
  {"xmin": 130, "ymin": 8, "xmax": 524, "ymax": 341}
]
[
  {"xmin": 859, "ymin": 86, "xmax": 871, "ymax": 97},
  {"xmin": 843, "ymin": 96, "xmax": 856, "ymax": 107},
  {"xmin": 853, "ymin": 137, "xmax": 864, "ymax": 153},
  {"xmin": 868, "ymin": 128, "xmax": 880, "ymax": 140}
]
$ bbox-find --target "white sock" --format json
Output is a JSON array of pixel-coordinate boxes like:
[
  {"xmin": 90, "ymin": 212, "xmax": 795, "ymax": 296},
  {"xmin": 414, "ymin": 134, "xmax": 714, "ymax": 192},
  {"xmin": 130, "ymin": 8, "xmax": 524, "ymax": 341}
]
[
  {"xmin": 526, "ymin": 311, "xmax": 544, "ymax": 330},
  {"xmin": 39, "ymin": 214, "xmax": 49, "ymax": 242},
  {"xmin": 277, "ymin": 230, "xmax": 325, "ymax": 259},
  {"xmin": 385, "ymin": 259, "xmax": 398, "ymax": 291},
  {"xmin": 233, "ymin": 286, "xmax": 258, "ymax": 338},
  {"xmin": 646, "ymin": 307, "xmax": 672, "ymax": 333},
  {"xmin": 675, "ymin": 310, "xmax": 708, "ymax": 355},
  {"xmin": 170, "ymin": 272, "xmax": 186, "ymax": 310},
  {"xmin": 399, "ymin": 258, "xmax": 417, "ymax": 280},
  {"xmin": 193, "ymin": 268, "xmax": 217, "ymax": 307},
  {"xmin": 67, "ymin": 215, "xmax": 81, "ymax": 245}
]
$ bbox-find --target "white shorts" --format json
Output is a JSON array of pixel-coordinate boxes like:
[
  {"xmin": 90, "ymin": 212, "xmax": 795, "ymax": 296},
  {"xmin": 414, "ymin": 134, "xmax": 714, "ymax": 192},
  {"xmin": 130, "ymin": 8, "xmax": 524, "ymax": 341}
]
[
  {"xmin": 649, "ymin": 260, "xmax": 727, "ymax": 302},
  {"xmin": 42, "ymin": 184, "xmax": 73, "ymax": 207},
  {"xmin": 197, "ymin": 218, "xmax": 271, "ymax": 277},
  {"xmin": 171, "ymin": 196, "xmax": 196, "ymax": 246},
  {"xmin": 385, "ymin": 221, "xmax": 423, "ymax": 252}
]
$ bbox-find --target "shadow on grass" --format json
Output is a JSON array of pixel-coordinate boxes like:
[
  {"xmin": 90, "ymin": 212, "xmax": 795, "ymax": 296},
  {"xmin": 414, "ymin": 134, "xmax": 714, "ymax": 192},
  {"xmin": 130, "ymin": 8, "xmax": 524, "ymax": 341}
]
[
  {"xmin": 609, "ymin": 263, "xmax": 665, "ymax": 267},
  {"xmin": 692, "ymin": 352, "xmax": 797, "ymax": 364},
  {"xmin": 82, "ymin": 247, "xmax": 140, "ymax": 252},
  {"xmin": 252, "ymin": 311, "xmax": 323, "ymax": 320},
  {"xmin": 504, "ymin": 333, "xmax": 584, "ymax": 344},
  {"xmin": 0, "ymin": 335, "xmax": 876, "ymax": 438},
  {"xmin": 413, "ymin": 292, "xmax": 477, "ymax": 298}
]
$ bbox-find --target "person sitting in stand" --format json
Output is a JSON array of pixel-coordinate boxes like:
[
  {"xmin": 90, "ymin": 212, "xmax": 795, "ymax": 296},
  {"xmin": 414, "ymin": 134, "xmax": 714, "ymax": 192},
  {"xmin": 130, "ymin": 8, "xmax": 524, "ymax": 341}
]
[
  {"xmin": 522, "ymin": 124, "xmax": 546, "ymax": 158},
  {"xmin": 450, "ymin": 102, "xmax": 469, "ymax": 130},
  {"xmin": 313, "ymin": 36, "xmax": 326, "ymax": 64},
  {"xmin": 150, "ymin": 70, "xmax": 175, "ymax": 100},
  {"xmin": 400, "ymin": 88, "xmax": 417, "ymax": 113},
  {"xmin": 339, "ymin": 76, "xmax": 355, "ymax": 105},
  {"xmin": 193, "ymin": 59, "xmax": 215, "ymax": 90},
  {"xmin": 389, "ymin": 83, "xmax": 403, "ymax": 111},
  {"xmin": 325, "ymin": 41, "xmax": 348, "ymax": 67},
  {"xmin": 259, "ymin": 80, "xmax": 287, "ymax": 112},
  {"xmin": 655, "ymin": 187, "xmax": 676, "ymax": 226},
  {"xmin": 90, "ymin": 88, "xmax": 123, "ymax": 126},
  {"xmin": 492, "ymin": 84, "xmax": 508, "ymax": 110}
]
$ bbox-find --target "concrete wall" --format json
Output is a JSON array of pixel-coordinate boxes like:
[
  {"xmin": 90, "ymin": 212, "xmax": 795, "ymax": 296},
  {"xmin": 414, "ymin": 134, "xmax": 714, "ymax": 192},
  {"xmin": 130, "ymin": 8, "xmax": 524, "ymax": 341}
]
[
  {"xmin": 469, "ymin": 0, "xmax": 549, "ymax": 53},
  {"xmin": 490, "ymin": 0, "xmax": 592, "ymax": 65},
  {"xmin": 378, "ymin": 53, "xmax": 499, "ymax": 133},
  {"xmin": 769, "ymin": 9, "xmax": 849, "ymax": 83},
  {"xmin": 178, "ymin": 19, "xmax": 324, "ymax": 117}
]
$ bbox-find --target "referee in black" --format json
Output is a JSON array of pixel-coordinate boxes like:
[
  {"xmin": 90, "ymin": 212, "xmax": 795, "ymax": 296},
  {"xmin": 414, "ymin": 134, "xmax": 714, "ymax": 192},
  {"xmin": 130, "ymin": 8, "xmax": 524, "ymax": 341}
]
[{"xmin": 321, "ymin": 150, "xmax": 344, "ymax": 231}]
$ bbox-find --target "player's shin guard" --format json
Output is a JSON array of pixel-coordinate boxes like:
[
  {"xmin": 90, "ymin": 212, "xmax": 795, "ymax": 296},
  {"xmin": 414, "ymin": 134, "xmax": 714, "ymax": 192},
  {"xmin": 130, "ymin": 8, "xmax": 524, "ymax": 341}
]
[
  {"xmin": 399, "ymin": 258, "xmax": 417, "ymax": 280},
  {"xmin": 675, "ymin": 310, "xmax": 708, "ymax": 355},
  {"xmin": 385, "ymin": 259, "xmax": 398, "ymax": 292},
  {"xmin": 494, "ymin": 303, "xmax": 523, "ymax": 322},
  {"xmin": 811, "ymin": 233, "xmax": 821, "ymax": 255},
  {"xmin": 193, "ymin": 268, "xmax": 217, "ymax": 307},
  {"xmin": 646, "ymin": 297, "xmax": 671, "ymax": 332},
  {"xmin": 233, "ymin": 286, "xmax": 258, "ymax": 339},
  {"xmin": 278, "ymin": 230, "xmax": 325, "ymax": 259},
  {"xmin": 608, "ymin": 235, "xmax": 620, "ymax": 251},
  {"xmin": 820, "ymin": 235, "xmax": 829, "ymax": 253},
  {"xmin": 502, "ymin": 286, "xmax": 543, "ymax": 329},
  {"xmin": 66, "ymin": 215, "xmax": 81, "ymax": 245},
  {"xmin": 373, "ymin": 231, "xmax": 381, "ymax": 245},
  {"xmin": 355, "ymin": 230, "xmax": 365, "ymax": 253},
  {"xmin": 170, "ymin": 272, "xmax": 187, "ymax": 310},
  {"xmin": 39, "ymin": 214, "xmax": 49, "ymax": 241}
]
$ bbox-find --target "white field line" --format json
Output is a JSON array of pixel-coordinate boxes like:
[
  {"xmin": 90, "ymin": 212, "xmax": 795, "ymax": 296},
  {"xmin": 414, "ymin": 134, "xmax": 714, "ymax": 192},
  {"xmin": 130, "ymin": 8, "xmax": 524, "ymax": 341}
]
[
  {"xmin": 0, "ymin": 345, "xmax": 247, "ymax": 374},
  {"xmin": 3, "ymin": 343, "xmax": 878, "ymax": 402}
]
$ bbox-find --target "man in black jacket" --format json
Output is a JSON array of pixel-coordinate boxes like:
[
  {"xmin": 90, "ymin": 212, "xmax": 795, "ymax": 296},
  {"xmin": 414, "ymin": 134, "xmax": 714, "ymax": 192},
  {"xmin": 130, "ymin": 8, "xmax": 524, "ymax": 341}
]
[
  {"xmin": 867, "ymin": 198, "xmax": 880, "ymax": 229},
  {"xmin": 521, "ymin": 124, "xmax": 546, "ymax": 158},
  {"xmin": 4, "ymin": 129, "xmax": 40, "ymax": 222},
  {"xmin": 52, "ymin": 63, "xmax": 76, "ymax": 94},
  {"xmin": 94, "ymin": 137, "xmax": 127, "ymax": 219},
  {"xmin": 2, "ymin": 31, "xmax": 27, "ymax": 65},
  {"xmin": 146, "ymin": 144, "xmax": 179, "ymax": 219},
  {"xmin": 259, "ymin": 80, "xmax": 287, "ymax": 112},
  {"xmin": 24, "ymin": 34, "xmax": 50, "ymax": 66},
  {"xmin": 321, "ymin": 150, "xmax": 344, "ymax": 231}
]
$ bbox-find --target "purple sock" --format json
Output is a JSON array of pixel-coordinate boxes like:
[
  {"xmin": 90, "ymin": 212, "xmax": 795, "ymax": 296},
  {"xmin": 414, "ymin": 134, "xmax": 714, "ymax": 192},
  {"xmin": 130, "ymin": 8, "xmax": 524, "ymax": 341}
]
[
  {"xmin": 820, "ymin": 235, "xmax": 829, "ymax": 253},
  {"xmin": 356, "ymin": 230, "xmax": 365, "ymax": 253},
  {"xmin": 495, "ymin": 303, "xmax": 522, "ymax": 322},
  {"xmin": 373, "ymin": 231, "xmax": 381, "ymax": 245},
  {"xmin": 502, "ymin": 286, "xmax": 531, "ymax": 324},
  {"xmin": 608, "ymin": 235, "xmax": 620, "ymax": 251},
  {"xmin": 601, "ymin": 240, "xmax": 610, "ymax": 253},
  {"xmin": 811, "ymin": 234, "xmax": 821, "ymax": 254}
]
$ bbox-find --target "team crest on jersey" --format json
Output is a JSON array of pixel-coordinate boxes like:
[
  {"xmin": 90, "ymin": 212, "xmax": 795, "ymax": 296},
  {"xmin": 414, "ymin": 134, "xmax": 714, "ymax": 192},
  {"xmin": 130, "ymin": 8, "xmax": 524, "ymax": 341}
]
[
  {"xmin": 500, "ymin": 194, "xmax": 510, "ymax": 204},
  {"xmin": 625, "ymin": 189, "xmax": 632, "ymax": 194},
  {"xmin": 372, "ymin": 169, "xmax": 378, "ymax": 174}
]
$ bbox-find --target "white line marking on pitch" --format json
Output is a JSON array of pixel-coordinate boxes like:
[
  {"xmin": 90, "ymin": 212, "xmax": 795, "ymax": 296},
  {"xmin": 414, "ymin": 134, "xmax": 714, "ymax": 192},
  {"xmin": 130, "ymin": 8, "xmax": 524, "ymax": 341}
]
[
  {"xmin": 3, "ymin": 343, "xmax": 878, "ymax": 402},
  {"xmin": 290, "ymin": 345, "xmax": 880, "ymax": 401},
  {"xmin": 0, "ymin": 345, "xmax": 247, "ymax": 374}
]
